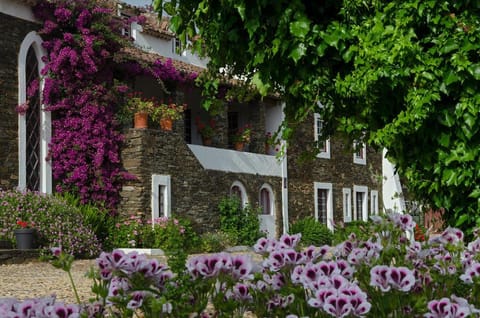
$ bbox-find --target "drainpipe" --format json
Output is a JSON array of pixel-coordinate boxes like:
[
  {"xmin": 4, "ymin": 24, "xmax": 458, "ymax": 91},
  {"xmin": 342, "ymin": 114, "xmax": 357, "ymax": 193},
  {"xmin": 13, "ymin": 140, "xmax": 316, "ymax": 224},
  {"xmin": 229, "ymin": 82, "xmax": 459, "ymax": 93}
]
[
  {"xmin": 281, "ymin": 144, "xmax": 289, "ymax": 234},
  {"xmin": 280, "ymin": 101, "xmax": 289, "ymax": 235}
]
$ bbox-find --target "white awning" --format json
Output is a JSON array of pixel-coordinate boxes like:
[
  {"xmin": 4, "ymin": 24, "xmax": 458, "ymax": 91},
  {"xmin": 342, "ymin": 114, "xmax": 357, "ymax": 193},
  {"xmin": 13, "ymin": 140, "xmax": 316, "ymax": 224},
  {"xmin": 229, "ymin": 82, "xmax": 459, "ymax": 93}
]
[{"xmin": 188, "ymin": 144, "xmax": 282, "ymax": 177}]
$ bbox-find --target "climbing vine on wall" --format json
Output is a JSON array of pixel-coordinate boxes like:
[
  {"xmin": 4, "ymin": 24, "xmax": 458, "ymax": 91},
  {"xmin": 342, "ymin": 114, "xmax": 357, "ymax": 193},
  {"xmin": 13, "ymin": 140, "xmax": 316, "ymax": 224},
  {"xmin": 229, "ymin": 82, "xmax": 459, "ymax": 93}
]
[
  {"xmin": 33, "ymin": 0, "xmax": 134, "ymax": 211},
  {"xmin": 32, "ymin": 0, "xmax": 198, "ymax": 211}
]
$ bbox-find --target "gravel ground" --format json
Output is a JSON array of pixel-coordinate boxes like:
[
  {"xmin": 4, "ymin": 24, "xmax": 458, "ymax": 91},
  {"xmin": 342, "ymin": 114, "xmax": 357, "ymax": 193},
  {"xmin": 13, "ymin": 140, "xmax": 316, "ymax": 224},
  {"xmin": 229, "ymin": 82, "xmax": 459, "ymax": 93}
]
[
  {"xmin": 0, "ymin": 251, "xmax": 259, "ymax": 304},
  {"xmin": 0, "ymin": 259, "xmax": 97, "ymax": 303},
  {"xmin": 0, "ymin": 254, "xmax": 259, "ymax": 317}
]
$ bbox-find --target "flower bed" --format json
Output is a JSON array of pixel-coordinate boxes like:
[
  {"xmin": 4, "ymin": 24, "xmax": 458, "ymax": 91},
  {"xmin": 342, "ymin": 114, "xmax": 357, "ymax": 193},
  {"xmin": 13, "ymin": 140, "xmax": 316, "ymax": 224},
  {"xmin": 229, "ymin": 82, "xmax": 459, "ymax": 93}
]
[{"xmin": 2, "ymin": 212, "xmax": 480, "ymax": 317}]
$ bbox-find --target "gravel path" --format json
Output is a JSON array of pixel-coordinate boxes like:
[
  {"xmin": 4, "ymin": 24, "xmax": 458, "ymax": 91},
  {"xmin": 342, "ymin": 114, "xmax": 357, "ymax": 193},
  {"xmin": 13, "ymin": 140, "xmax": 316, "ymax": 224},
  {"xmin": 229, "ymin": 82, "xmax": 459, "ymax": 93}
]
[
  {"xmin": 0, "ymin": 252, "xmax": 257, "ymax": 304},
  {"xmin": 0, "ymin": 259, "xmax": 98, "ymax": 303}
]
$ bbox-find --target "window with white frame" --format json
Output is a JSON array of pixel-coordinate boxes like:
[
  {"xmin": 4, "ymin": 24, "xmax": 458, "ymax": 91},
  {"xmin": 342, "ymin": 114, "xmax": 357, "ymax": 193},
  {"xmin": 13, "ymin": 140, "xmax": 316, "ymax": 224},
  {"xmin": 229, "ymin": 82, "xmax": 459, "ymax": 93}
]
[
  {"xmin": 353, "ymin": 141, "xmax": 366, "ymax": 165},
  {"xmin": 314, "ymin": 182, "xmax": 333, "ymax": 230},
  {"xmin": 120, "ymin": 12, "xmax": 132, "ymax": 38},
  {"xmin": 370, "ymin": 190, "xmax": 379, "ymax": 215},
  {"xmin": 342, "ymin": 188, "xmax": 352, "ymax": 222},
  {"xmin": 18, "ymin": 31, "xmax": 51, "ymax": 194},
  {"xmin": 259, "ymin": 184, "xmax": 274, "ymax": 215},
  {"xmin": 353, "ymin": 185, "xmax": 368, "ymax": 221},
  {"xmin": 152, "ymin": 175, "xmax": 171, "ymax": 220},
  {"xmin": 172, "ymin": 37, "xmax": 183, "ymax": 55},
  {"xmin": 231, "ymin": 181, "xmax": 248, "ymax": 208},
  {"xmin": 314, "ymin": 113, "xmax": 330, "ymax": 159}
]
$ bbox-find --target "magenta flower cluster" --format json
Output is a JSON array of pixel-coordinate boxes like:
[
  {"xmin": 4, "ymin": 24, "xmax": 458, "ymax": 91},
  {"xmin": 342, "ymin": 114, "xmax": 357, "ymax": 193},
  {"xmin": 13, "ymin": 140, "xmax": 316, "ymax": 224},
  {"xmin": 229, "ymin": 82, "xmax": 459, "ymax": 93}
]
[
  {"xmin": 32, "ymin": 0, "xmax": 133, "ymax": 210},
  {"xmin": 96, "ymin": 249, "xmax": 173, "ymax": 307},
  {"xmin": 6, "ymin": 212, "xmax": 480, "ymax": 317},
  {"xmin": 426, "ymin": 296, "xmax": 479, "ymax": 318},
  {"xmin": 0, "ymin": 296, "xmax": 81, "ymax": 318},
  {"xmin": 117, "ymin": 57, "xmax": 198, "ymax": 90}
]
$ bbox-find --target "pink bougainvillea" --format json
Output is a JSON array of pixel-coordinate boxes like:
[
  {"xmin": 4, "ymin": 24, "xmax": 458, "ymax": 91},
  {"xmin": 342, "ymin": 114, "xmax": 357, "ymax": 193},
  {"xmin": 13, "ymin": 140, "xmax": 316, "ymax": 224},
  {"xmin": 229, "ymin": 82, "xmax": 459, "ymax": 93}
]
[
  {"xmin": 33, "ymin": 0, "xmax": 131, "ymax": 210},
  {"xmin": 32, "ymin": 0, "xmax": 196, "ymax": 212}
]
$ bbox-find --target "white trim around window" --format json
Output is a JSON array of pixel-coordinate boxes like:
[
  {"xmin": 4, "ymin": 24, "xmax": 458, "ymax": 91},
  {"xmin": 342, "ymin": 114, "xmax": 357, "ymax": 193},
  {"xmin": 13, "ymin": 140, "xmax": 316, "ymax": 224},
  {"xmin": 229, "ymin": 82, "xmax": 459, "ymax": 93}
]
[
  {"xmin": 353, "ymin": 185, "xmax": 369, "ymax": 221},
  {"xmin": 152, "ymin": 174, "xmax": 171, "ymax": 220},
  {"xmin": 231, "ymin": 180, "xmax": 249, "ymax": 208},
  {"xmin": 18, "ymin": 31, "xmax": 52, "ymax": 193},
  {"xmin": 353, "ymin": 142, "xmax": 366, "ymax": 165},
  {"xmin": 342, "ymin": 188, "xmax": 352, "ymax": 223},
  {"xmin": 370, "ymin": 190, "xmax": 379, "ymax": 215},
  {"xmin": 314, "ymin": 182, "xmax": 333, "ymax": 231},
  {"xmin": 259, "ymin": 183, "xmax": 275, "ymax": 216},
  {"xmin": 313, "ymin": 113, "xmax": 331, "ymax": 159}
]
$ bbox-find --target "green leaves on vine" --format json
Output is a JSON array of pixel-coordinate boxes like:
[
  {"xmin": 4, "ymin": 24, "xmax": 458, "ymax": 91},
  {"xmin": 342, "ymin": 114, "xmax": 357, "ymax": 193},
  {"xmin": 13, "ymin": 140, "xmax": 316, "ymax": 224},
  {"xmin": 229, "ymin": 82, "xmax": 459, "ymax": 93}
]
[{"xmin": 155, "ymin": 0, "xmax": 480, "ymax": 232}]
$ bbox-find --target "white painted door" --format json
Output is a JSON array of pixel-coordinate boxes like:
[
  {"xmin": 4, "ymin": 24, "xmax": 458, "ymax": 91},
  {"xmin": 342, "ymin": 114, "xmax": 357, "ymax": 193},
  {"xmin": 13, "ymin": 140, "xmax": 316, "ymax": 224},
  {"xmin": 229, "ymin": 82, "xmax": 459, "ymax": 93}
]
[
  {"xmin": 259, "ymin": 186, "xmax": 276, "ymax": 238},
  {"xmin": 259, "ymin": 214, "xmax": 275, "ymax": 238}
]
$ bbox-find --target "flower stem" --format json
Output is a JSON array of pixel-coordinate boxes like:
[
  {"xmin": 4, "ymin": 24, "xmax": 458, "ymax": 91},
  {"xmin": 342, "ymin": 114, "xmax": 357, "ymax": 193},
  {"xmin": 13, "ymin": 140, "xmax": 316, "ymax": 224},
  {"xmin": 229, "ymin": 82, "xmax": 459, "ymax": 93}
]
[{"xmin": 67, "ymin": 269, "xmax": 81, "ymax": 304}]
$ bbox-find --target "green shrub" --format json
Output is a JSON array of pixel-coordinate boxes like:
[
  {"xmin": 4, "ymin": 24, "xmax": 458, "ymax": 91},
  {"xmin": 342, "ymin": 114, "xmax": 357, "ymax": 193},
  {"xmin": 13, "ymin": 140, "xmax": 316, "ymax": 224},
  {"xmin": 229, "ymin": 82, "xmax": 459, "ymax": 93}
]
[
  {"xmin": 105, "ymin": 214, "xmax": 199, "ymax": 272},
  {"xmin": 199, "ymin": 230, "xmax": 236, "ymax": 253},
  {"xmin": 0, "ymin": 189, "xmax": 101, "ymax": 257},
  {"xmin": 105, "ymin": 212, "xmax": 149, "ymax": 249},
  {"xmin": 332, "ymin": 220, "xmax": 372, "ymax": 245},
  {"xmin": 59, "ymin": 192, "xmax": 113, "ymax": 246},
  {"xmin": 289, "ymin": 217, "xmax": 333, "ymax": 246},
  {"xmin": 218, "ymin": 197, "xmax": 262, "ymax": 246},
  {"xmin": 146, "ymin": 217, "xmax": 199, "ymax": 253},
  {"xmin": 147, "ymin": 216, "xmax": 199, "ymax": 273}
]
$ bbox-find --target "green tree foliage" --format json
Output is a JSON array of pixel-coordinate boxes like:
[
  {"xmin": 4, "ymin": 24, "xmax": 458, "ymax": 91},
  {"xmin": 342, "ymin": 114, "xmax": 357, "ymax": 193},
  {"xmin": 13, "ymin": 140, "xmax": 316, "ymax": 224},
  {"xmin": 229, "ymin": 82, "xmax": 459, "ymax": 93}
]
[{"xmin": 154, "ymin": 0, "xmax": 480, "ymax": 232}]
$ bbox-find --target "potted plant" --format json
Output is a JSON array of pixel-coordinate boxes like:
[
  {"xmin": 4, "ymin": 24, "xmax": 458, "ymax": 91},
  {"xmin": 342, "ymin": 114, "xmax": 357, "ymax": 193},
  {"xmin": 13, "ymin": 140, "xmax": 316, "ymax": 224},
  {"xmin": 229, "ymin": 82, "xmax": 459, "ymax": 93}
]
[
  {"xmin": 232, "ymin": 124, "xmax": 251, "ymax": 151},
  {"xmin": 152, "ymin": 102, "xmax": 187, "ymax": 131},
  {"xmin": 195, "ymin": 117, "xmax": 216, "ymax": 146},
  {"xmin": 120, "ymin": 92, "xmax": 155, "ymax": 129},
  {"xmin": 14, "ymin": 220, "xmax": 36, "ymax": 250}
]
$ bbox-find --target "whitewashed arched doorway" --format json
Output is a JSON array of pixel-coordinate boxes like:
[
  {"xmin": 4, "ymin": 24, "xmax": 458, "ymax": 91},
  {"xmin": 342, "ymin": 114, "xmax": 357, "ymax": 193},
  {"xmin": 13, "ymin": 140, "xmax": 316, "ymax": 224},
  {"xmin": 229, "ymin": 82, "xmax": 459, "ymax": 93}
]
[
  {"xmin": 18, "ymin": 31, "xmax": 51, "ymax": 193},
  {"xmin": 259, "ymin": 183, "xmax": 276, "ymax": 238},
  {"xmin": 230, "ymin": 180, "xmax": 248, "ymax": 208}
]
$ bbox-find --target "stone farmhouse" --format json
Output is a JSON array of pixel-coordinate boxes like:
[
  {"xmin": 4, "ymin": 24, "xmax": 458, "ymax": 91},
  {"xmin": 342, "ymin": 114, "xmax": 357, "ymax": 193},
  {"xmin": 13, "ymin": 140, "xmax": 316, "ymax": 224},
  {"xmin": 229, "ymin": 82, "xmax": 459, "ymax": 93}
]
[{"xmin": 0, "ymin": 0, "xmax": 405, "ymax": 238}]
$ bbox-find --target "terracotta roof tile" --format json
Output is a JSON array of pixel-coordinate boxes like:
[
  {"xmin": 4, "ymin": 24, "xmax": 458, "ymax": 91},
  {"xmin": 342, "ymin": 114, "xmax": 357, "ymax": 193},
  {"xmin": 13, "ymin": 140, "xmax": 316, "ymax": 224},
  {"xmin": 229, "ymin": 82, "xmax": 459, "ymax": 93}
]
[
  {"xmin": 117, "ymin": 46, "xmax": 205, "ymax": 76},
  {"xmin": 141, "ymin": 13, "xmax": 175, "ymax": 39}
]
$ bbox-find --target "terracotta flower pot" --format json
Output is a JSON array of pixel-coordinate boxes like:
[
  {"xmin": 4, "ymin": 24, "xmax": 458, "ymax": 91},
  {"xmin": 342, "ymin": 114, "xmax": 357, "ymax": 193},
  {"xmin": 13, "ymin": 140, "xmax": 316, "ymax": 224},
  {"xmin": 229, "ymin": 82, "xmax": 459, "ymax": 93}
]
[
  {"xmin": 202, "ymin": 137, "xmax": 213, "ymax": 146},
  {"xmin": 234, "ymin": 142, "xmax": 244, "ymax": 151},
  {"xmin": 134, "ymin": 112, "xmax": 148, "ymax": 129},
  {"xmin": 160, "ymin": 118, "xmax": 173, "ymax": 131}
]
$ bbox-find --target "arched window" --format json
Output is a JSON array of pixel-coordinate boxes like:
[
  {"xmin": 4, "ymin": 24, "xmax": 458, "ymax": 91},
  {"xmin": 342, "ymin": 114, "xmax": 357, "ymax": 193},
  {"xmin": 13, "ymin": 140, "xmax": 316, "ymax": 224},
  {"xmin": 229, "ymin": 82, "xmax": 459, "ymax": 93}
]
[
  {"xmin": 259, "ymin": 184, "xmax": 274, "ymax": 216},
  {"xmin": 24, "ymin": 46, "xmax": 41, "ymax": 191},
  {"xmin": 18, "ymin": 32, "xmax": 51, "ymax": 193},
  {"xmin": 230, "ymin": 181, "xmax": 248, "ymax": 207}
]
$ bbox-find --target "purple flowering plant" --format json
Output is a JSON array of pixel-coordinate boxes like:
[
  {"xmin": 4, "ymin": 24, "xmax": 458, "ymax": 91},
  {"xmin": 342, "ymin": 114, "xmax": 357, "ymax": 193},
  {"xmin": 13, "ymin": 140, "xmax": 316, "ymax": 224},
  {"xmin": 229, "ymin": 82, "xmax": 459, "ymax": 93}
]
[
  {"xmin": 0, "ymin": 189, "xmax": 101, "ymax": 257},
  {"xmin": 106, "ymin": 212, "xmax": 149, "ymax": 249},
  {"xmin": 5, "ymin": 212, "xmax": 480, "ymax": 317},
  {"xmin": 31, "ymin": 0, "xmax": 136, "ymax": 211},
  {"xmin": 29, "ymin": 0, "xmax": 198, "ymax": 213}
]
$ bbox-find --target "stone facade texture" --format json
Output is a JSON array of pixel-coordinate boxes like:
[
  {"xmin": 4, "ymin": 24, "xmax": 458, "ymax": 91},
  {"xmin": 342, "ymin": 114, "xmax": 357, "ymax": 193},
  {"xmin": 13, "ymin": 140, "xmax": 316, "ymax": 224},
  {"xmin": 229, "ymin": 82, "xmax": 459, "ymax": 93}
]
[
  {"xmin": 119, "ymin": 123, "xmax": 283, "ymax": 235},
  {"xmin": 0, "ymin": 13, "xmax": 40, "ymax": 190},
  {"xmin": 288, "ymin": 113, "xmax": 383, "ymax": 224}
]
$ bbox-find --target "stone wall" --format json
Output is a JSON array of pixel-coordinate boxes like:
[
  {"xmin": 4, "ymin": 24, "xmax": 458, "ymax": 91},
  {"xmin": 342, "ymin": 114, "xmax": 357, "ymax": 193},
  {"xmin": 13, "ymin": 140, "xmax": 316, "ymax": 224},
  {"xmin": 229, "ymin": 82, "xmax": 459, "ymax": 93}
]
[
  {"xmin": 119, "ymin": 123, "xmax": 283, "ymax": 235},
  {"xmin": 0, "ymin": 13, "xmax": 39, "ymax": 190},
  {"xmin": 288, "ymin": 113, "xmax": 383, "ymax": 224}
]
